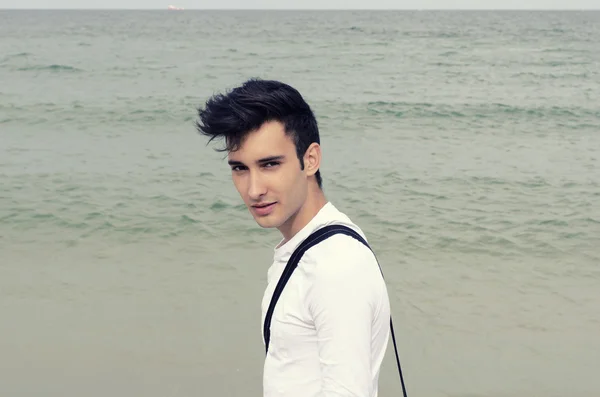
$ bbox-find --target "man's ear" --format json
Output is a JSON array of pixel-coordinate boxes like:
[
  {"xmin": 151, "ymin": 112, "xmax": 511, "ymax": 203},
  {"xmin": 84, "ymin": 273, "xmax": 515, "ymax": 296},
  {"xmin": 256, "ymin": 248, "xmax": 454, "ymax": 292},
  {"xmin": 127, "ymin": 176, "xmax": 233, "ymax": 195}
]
[{"xmin": 303, "ymin": 143, "xmax": 321, "ymax": 177}]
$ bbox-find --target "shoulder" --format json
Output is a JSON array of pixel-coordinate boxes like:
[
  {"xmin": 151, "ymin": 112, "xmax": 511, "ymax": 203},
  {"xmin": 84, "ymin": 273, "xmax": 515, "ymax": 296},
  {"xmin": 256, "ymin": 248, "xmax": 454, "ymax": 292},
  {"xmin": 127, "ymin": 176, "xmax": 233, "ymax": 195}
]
[
  {"xmin": 300, "ymin": 226, "xmax": 382, "ymax": 285},
  {"xmin": 299, "ymin": 226, "xmax": 389, "ymax": 319},
  {"xmin": 307, "ymin": 231, "xmax": 374, "ymax": 262}
]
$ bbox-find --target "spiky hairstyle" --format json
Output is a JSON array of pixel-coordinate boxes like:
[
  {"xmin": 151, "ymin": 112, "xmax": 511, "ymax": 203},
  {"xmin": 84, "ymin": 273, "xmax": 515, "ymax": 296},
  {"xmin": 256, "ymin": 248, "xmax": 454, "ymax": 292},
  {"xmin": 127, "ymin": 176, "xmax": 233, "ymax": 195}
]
[{"xmin": 196, "ymin": 78, "xmax": 322, "ymax": 188}]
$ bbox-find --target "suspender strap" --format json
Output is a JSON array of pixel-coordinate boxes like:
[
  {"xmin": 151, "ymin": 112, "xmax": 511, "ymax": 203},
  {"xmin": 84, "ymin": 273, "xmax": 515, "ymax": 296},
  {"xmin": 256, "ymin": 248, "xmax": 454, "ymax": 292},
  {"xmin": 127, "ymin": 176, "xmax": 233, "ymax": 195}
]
[{"xmin": 263, "ymin": 224, "xmax": 408, "ymax": 397}]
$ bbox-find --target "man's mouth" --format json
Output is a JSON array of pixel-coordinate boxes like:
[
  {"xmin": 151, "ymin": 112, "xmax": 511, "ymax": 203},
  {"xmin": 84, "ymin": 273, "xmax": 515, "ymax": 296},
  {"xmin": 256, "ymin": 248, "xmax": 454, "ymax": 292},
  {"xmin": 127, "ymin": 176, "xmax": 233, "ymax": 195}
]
[
  {"xmin": 252, "ymin": 202, "xmax": 276, "ymax": 208},
  {"xmin": 251, "ymin": 202, "xmax": 277, "ymax": 216}
]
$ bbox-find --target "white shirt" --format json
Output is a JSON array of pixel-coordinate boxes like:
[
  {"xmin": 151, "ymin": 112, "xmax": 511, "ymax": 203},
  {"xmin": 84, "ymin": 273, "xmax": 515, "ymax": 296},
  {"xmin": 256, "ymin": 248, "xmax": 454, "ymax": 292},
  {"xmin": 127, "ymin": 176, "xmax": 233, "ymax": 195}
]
[{"xmin": 261, "ymin": 202, "xmax": 391, "ymax": 397}]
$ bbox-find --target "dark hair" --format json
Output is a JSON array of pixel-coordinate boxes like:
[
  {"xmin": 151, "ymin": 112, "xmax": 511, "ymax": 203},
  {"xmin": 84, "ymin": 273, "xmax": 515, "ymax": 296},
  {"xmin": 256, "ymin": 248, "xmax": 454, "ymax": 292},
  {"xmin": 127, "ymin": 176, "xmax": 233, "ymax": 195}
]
[{"xmin": 196, "ymin": 78, "xmax": 323, "ymax": 189}]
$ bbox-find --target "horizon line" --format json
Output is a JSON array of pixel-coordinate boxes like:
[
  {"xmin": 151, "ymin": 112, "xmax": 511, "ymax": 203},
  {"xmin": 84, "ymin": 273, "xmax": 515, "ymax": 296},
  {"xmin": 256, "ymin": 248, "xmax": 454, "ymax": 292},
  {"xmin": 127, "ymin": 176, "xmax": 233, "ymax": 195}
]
[{"xmin": 1, "ymin": 7, "xmax": 599, "ymax": 11}]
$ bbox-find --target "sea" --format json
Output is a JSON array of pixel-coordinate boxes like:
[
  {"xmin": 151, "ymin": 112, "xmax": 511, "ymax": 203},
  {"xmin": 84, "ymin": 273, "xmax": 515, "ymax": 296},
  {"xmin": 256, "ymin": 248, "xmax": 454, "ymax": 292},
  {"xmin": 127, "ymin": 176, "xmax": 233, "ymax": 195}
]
[{"xmin": 1, "ymin": 9, "xmax": 599, "ymax": 397}]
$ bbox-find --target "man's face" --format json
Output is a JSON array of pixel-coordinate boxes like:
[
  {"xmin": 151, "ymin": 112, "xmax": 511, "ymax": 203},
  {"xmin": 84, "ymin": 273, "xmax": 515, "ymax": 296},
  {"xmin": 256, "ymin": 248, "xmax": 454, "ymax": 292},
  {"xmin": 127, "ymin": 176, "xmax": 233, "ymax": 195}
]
[{"xmin": 227, "ymin": 120, "xmax": 309, "ymax": 231}]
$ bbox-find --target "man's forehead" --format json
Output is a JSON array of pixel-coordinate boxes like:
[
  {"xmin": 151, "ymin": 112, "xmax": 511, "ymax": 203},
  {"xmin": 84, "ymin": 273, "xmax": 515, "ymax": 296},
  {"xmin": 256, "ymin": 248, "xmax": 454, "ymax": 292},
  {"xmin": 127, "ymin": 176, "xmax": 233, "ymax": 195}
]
[
  {"xmin": 250, "ymin": 121, "xmax": 288, "ymax": 141},
  {"xmin": 228, "ymin": 123, "xmax": 294, "ymax": 160}
]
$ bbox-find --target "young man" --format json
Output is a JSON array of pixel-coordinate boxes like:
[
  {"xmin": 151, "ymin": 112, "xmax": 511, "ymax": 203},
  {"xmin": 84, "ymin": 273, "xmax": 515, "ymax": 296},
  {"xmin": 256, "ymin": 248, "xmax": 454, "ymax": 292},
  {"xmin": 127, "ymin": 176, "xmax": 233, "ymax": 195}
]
[{"xmin": 196, "ymin": 79, "xmax": 391, "ymax": 397}]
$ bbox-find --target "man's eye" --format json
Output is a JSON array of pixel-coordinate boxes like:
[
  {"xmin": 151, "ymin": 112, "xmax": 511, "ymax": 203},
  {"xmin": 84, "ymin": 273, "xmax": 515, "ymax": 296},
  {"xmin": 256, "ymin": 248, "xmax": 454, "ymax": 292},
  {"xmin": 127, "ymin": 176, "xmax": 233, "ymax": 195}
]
[{"xmin": 264, "ymin": 162, "xmax": 279, "ymax": 168}]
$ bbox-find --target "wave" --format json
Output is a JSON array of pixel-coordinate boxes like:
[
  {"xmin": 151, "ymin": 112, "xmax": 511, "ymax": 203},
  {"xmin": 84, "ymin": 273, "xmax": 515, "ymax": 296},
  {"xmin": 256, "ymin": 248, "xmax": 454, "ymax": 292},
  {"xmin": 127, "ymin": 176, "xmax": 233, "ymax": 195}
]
[
  {"xmin": 510, "ymin": 71, "xmax": 592, "ymax": 79},
  {"xmin": 16, "ymin": 64, "xmax": 83, "ymax": 72},
  {"xmin": 3, "ymin": 96, "xmax": 599, "ymax": 127},
  {"xmin": 1, "ymin": 52, "xmax": 34, "ymax": 62},
  {"xmin": 0, "ymin": 102, "xmax": 197, "ymax": 125},
  {"xmin": 363, "ymin": 101, "xmax": 600, "ymax": 120}
]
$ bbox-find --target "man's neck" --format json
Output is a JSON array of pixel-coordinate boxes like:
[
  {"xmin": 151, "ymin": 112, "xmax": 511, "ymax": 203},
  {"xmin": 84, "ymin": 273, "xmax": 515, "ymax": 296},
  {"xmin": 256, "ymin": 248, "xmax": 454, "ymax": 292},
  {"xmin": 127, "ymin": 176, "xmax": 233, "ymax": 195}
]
[{"xmin": 278, "ymin": 187, "xmax": 328, "ymax": 246}]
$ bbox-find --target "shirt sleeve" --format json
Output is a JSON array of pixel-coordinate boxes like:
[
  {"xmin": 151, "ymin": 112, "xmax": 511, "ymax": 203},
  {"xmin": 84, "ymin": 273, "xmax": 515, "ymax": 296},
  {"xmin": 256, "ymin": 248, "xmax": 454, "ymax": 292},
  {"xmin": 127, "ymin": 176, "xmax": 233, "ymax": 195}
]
[{"xmin": 306, "ymin": 236, "xmax": 383, "ymax": 397}]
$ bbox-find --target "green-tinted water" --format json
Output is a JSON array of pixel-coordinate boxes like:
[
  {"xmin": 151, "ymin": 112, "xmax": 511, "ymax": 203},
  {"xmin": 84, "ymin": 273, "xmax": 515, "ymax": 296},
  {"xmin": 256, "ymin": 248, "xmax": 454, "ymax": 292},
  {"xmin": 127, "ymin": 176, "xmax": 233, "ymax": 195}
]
[{"xmin": 1, "ymin": 10, "xmax": 599, "ymax": 397}]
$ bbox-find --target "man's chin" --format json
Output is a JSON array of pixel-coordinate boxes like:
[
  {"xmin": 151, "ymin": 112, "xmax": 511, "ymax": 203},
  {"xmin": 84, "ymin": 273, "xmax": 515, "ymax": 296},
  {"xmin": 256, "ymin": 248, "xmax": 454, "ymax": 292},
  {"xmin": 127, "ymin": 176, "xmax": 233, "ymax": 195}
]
[
  {"xmin": 253, "ymin": 217, "xmax": 279, "ymax": 229},
  {"xmin": 246, "ymin": 205, "xmax": 282, "ymax": 229},
  {"xmin": 248, "ymin": 212, "xmax": 278, "ymax": 229}
]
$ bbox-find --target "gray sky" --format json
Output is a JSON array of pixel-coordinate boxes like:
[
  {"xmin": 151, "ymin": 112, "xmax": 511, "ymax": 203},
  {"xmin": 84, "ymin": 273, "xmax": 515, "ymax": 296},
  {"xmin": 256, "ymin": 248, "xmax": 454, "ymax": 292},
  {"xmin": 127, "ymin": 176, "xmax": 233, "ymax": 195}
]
[{"xmin": 1, "ymin": 0, "xmax": 599, "ymax": 8}]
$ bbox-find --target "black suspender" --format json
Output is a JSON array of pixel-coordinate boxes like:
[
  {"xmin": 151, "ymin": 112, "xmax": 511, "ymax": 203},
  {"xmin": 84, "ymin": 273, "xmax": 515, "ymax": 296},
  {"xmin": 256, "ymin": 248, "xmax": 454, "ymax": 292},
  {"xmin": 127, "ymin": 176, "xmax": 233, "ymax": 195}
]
[{"xmin": 263, "ymin": 224, "xmax": 409, "ymax": 397}]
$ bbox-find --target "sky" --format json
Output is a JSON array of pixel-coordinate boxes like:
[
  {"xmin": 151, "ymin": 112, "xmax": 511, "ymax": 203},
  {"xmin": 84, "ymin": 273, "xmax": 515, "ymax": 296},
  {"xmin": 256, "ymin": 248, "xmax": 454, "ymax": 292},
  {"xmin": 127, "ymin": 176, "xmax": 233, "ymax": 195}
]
[{"xmin": 1, "ymin": 0, "xmax": 599, "ymax": 8}]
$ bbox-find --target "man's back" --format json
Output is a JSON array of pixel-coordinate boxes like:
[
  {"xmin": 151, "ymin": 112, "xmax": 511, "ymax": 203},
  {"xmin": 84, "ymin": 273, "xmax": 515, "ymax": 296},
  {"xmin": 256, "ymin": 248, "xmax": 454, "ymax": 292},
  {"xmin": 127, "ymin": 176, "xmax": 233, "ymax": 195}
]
[{"xmin": 261, "ymin": 202, "xmax": 391, "ymax": 397}]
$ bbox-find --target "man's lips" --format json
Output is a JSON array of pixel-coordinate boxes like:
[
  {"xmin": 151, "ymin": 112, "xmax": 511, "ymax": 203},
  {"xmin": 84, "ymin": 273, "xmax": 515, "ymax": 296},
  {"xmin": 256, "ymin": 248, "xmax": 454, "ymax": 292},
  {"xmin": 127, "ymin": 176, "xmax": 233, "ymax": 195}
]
[
  {"xmin": 252, "ymin": 202, "xmax": 276, "ymax": 208},
  {"xmin": 251, "ymin": 202, "xmax": 277, "ymax": 216}
]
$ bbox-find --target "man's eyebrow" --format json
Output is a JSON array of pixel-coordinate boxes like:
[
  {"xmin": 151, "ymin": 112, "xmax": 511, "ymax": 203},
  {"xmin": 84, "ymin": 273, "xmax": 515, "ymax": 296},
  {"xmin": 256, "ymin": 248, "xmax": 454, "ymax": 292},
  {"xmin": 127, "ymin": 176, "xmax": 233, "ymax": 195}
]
[
  {"xmin": 227, "ymin": 155, "xmax": 285, "ymax": 166},
  {"xmin": 257, "ymin": 155, "xmax": 285, "ymax": 163}
]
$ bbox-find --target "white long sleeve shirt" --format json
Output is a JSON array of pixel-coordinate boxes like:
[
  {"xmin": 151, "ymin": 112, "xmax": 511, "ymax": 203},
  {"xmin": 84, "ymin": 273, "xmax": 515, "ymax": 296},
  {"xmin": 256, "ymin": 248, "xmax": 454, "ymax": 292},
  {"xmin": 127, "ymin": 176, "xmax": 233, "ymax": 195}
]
[{"xmin": 261, "ymin": 202, "xmax": 391, "ymax": 397}]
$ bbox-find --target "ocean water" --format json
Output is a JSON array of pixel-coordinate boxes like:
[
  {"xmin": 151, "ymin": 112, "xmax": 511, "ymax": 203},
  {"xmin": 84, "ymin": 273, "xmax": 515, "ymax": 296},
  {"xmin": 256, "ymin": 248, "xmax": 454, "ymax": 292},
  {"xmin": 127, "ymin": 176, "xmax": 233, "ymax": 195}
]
[{"xmin": 1, "ymin": 9, "xmax": 599, "ymax": 397}]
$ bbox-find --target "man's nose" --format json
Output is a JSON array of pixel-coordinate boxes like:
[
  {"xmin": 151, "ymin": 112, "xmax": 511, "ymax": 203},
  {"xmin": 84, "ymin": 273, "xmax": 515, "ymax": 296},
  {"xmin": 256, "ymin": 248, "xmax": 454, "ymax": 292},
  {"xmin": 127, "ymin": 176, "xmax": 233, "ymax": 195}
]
[{"xmin": 248, "ymin": 171, "xmax": 267, "ymax": 200}]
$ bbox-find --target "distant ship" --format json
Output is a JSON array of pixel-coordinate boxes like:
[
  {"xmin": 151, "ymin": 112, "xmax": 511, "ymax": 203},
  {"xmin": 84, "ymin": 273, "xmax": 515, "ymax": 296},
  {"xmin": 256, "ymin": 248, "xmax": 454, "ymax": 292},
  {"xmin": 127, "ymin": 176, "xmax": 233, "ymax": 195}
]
[{"xmin": 168, "ymin": 5, "xmax": 184, "ymax": 10}]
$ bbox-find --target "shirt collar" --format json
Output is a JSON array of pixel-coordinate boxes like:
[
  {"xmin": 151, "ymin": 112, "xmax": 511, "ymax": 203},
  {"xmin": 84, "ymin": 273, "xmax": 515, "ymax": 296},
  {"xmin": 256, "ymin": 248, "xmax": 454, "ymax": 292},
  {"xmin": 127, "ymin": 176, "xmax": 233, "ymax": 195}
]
[{"xmin": 273, "ymin": 201, "xmax": 335, "ymax": 263}]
